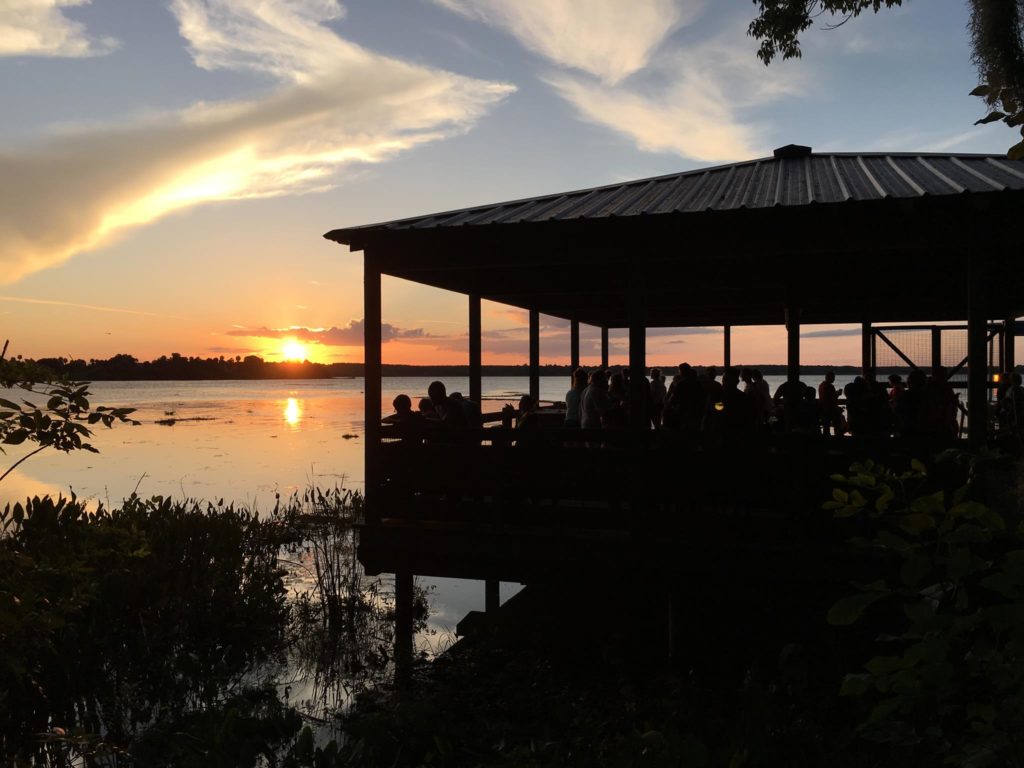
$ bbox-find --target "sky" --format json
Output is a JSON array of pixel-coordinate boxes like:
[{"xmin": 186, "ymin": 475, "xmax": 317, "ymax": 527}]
[{"xmin": 1, "ymin": 0, "xmax": 1019, "ymax": 367}]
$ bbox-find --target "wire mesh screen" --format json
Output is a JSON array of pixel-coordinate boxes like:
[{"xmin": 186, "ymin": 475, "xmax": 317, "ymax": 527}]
[
  {"xmin": 873, "ymin": 325, "xmax": 1001, "ymax": 390},
  {"xmin": 874, "ymin": 328, "xmax": 930, "ymax": 370},
  {"xmin": 941, "ymin": 328, "xmax": 969, "ymax": 388}
]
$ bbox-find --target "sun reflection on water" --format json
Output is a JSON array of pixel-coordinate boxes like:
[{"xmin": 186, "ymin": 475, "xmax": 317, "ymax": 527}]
[{"xmin": 284, "ymin": 397, "xmax": 302, "ymax": 426}]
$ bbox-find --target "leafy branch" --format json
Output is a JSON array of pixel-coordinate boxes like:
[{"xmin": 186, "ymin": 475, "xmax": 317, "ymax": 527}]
[
  {"xmin": 824, "ymin": 453, "xmax": 1024, "ymax": 764},
  {"xmin": 749, "ymin": 0, "xmax": 1024, "ymax": 158},
  {"xmin": 0, "ymin": 341, "xmax": 139, "ymax": 483}
]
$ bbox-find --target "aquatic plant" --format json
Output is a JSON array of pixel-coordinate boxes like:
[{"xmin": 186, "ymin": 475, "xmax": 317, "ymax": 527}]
[{"xmin": 0, "ymin": 493, "xmax": 289, "ymax": 764}]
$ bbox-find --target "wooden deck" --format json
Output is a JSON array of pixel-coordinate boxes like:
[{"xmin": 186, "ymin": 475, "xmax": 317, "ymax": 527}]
[{"xmin": 359, "ymin": 426, "xmax": 935, "ymax": 582}]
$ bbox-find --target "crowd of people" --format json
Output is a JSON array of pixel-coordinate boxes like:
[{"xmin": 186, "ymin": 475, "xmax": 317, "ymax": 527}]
[
  {"xmin": 381, "ymin": 366, "xmax": 1024, "ymax": 444},
  {"xmin": 562, "ymin": 363, "xmax": 979, "ymax": 444},
  {"xmin": 383, "ymin": 380, "xmax": 483, "ymax": 431}
]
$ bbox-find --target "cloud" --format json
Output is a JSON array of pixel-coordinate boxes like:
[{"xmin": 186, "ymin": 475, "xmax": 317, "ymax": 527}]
[
  {"xmin": 0, "ymin": 0, "xmax": 118, "ymax": 58},
  {"xmin": 435, "ymin": 0, "xmax": 700, "ymax": 85},
  {"xmin": 0, "ymin": 0, "xmax": 514, "ymax": 284},
  {"xmin": 0, "ymin": 294, "xmax": 186, "ymax": 319},
  {"xmin": 226, "ymin": 319, "xmax": 431, "ymax": 346},
  {"xmin": 546, "ymin": 21, "xmax": 806, "ymax": 161}
]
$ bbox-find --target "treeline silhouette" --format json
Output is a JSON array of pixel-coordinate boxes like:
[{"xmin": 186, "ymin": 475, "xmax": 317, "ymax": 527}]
[{"xmin": 20, "ymin": 353, "xmax": 867, "ymax": 381}]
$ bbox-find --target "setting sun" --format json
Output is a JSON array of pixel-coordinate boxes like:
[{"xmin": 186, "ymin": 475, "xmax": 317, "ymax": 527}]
[{"xmin": 281, "ymin": 339, "xmax": 307, "ymax": 362}]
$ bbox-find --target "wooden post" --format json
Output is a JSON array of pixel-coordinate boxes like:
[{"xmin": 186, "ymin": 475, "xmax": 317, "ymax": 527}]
[
  {"xmin": 469, "ymin": 294, "xmax": 482, "ymax": 405},
  {"xmin": 786, "ymin": 306, "xmax": 800, "ymax": 384},
  {"xmin": 394, "ymin": 571, "xmax": 414, "ymax": 684},
  {"xmin": 600, "ymin": 327, "xmax": 609, "ymax": 370},
  {"xmin": 570, "ymin": 318, "xmax": 580, "ymax": 371},
  {"xmin": 629, "ymin": 293, "xmax": 647, "ymax": 430},
  {"xmin": 932, "ymin": 327, "xmax": 943, "ymax": 379},
  {"xmin": 485, "ymin": 579, "xmax": 500, "ymax": 615},
  {"xmin": 968, "ymin": 256, "xmax": 988, "ymax": 449},
  {"xmin": 1005, "ymin": 315, "xmax": 1016, "ymax": 373},
  {"xmin": 862, "ymin": 321, "xmax": 874, "ymax": 379},
  {"xmin": 723, "ymin": 324, "xmax": 732, "ymax": 369},
  {"xmin": 529, "ymin": 309, "xmax": 540, "ymax": 404},
  {"xmin": 364, "ymin": 254, "xmax": 382, "ymax": 525}
]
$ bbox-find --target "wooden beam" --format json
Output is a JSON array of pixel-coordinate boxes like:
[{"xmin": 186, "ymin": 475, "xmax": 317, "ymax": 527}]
[
  {"xmin": 485, "ymin": 579, "xmax": 499, "ymax": 615},
  {"xmin": 931, "ymin": 327, "xmax": 943, "ymax": 379},
  {"xmin": 364, "ymin": 253, "xmax": 382, "ymax": 525},
  {"xmin": 600, "ymin": 327, "xmax": 609, "ymax": 369},
  {"xmin": 1005, "ymin": 315, "xmax": 1016, "ymax": 372},
  {"xmin": 862, "ymin": 320, "xmax": 874, "ymax": 379},
  {"xmin": 786, "ymin": 306, "xmax": 800, "ymax": 384},
  {"xmin": 469, "ymin": 294, "xmax": 482, "ymax": 404},
  {"xmin": 395, "ymin": 571, "xmax": 414, "ymax": 685},
  {"xmin": 723, "ymin": 324, "xmax": 731, "ymax": 369},
  {"xmin": 529, "ymin": 309, "xmax": 540, "ymax": 403},
  {"xmin": 570, "ymin": 318, "xmax": 580, "ymax": 370},
  {"xmin": 968, "ymin": 255, "xmax": 988, "ymax": 449},
  {"xmin": 629, "ymin": 292, "xmax": 647, "ymax": 430}
]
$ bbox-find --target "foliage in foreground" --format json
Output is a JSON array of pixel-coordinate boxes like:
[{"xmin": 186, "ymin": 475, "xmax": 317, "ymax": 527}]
[
  {"xmin": 0, "ymin": 353, "xmax": 137, "ymax": 483},
  {"xmin": 0, "ymin": 486, "xmax": 427, "ymax": 767},
  {"xmin": 0, "ymin": 493, "xmax": 290, "ymax": 765},
  {"xmin": 825, "ymin": 453, "xmax": 1024, "ymax": 766}
]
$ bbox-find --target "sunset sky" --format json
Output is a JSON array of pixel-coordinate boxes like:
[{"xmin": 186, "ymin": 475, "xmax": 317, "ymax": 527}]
[{"xmin": 1, "ymin": 0, "xmax": 1019, "ymax": 367}]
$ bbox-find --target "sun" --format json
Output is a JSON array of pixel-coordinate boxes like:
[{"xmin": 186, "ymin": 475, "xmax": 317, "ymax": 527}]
[{"xmin": 281, "ymin": 339, "xmax": 307, "ymax": 362}]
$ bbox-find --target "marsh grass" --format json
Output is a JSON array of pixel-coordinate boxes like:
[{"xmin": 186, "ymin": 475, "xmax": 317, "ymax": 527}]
[{"xmin": 0, "ymin": 486, "xmax": 430, "ymax": 766}]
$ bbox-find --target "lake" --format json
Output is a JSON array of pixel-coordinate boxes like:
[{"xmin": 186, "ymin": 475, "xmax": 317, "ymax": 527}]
[
  {"xmin": 0, "ymin": 377, "xmax": 580, "ymax": 646},
  {"xmin": 0, "ymin": 373, "xmax": 854, "ymax": 645}
]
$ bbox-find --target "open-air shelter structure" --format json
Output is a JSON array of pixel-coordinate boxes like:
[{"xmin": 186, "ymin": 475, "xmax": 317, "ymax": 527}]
[{"xmin": 325, "ymin": 145, "xmax": 1024, "ymax": 666}]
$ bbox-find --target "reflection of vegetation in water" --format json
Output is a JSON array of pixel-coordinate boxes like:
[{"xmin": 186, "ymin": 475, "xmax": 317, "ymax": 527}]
[
  {"xmin": 0, "ymin": 488, "xmax": 428, "ymax": 766},
  {"xmin": 278, "ymin": 488, "xmax": 430, "ymax": 719}
]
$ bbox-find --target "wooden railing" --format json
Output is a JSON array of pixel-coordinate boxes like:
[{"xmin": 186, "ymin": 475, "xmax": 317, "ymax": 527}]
[{"xmin": 368, "ymin": 421, "xmax": 941, "ymax": 543}]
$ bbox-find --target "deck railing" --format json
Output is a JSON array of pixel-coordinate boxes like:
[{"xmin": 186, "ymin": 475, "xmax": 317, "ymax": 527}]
[{"xmin": 369, "ymin": 420, "xmax": 951, "ymax": 544}]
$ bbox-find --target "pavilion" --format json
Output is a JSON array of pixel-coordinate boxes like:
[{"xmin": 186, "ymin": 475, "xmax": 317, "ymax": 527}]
[{"xmin": 325, "ymin": 145, "xmax": 1024, "ymax": 668}]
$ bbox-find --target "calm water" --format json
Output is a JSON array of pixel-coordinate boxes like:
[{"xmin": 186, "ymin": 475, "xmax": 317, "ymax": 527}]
[
  {"xmin": 1, "ymin": 373, "xmax": 860, "ymax": 641},
  {"xmin": 1, "ymin": 377, "xmax": 576, "ymax": 643}
]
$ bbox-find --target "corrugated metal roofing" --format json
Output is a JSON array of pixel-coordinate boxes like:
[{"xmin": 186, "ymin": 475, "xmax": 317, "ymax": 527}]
[{"xmin": 325, "ymin": 148, "xmax": 1024, "ymax": 245}]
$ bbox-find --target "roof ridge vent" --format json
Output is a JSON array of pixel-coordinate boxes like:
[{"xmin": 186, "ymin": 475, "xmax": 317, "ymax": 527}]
[{"xmin": 774, "ymin": 144, "xmax": 812, "ymax": 159}]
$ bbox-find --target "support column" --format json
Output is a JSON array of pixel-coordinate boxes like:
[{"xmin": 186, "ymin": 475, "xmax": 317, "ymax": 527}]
[
  {"xmin": 469, "ymin": 294, "xmax": 482, "ymax": 405},
  {"xmin": 394, "ymin": 571, "xmax": 414, "ymax": 684},
  {"xmin": 862, "ymin": 321, "xmax": 874, "ymax": 380},
  {"xmin": 570, "ymin": 318, "xmax": 580, "ymax": 370},
  {"xmin": 723, "ymin": 324, "xmax": 732, "ymax": 369},
  {"xmin": 629, "ymin": 292, "xmax": 647, "ymax": 430},
  {"xmin": 529, "ymin": 309, "xmax": 540, "ymax": 404},
  {"xmin": 485, "ymin": 579, "xmax": 500, "ymax": 615},
  {"xmin": 786, "ymin": 306, "xmax": 801, "ymax": 384},
  {"xmin": 1004, "ymin": 315, "xmax": 1016, "ymax": 373},
  {"xmin": 932, "ymin": 327, "xmax": 943, "ymax": 379},
  {"xmin": 364, "ymin": 255, "xmax": 382, "ymax": 525},
  {"xmin": 968, "ymin": 256, "xmax": 988, "ymax": 449},
  {"xmin": 600, "ymin": 327, "xmax": 609, "ymax": 370}
]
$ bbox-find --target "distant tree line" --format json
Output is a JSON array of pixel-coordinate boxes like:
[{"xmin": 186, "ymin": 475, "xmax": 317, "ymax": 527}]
[{"xmin": 12, "ymin": 353, "xmax": 874, "ymax": 381}]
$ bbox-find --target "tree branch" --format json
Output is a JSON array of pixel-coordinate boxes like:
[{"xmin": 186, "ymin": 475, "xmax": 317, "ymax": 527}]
[{"xmin": 0, "ymin": 445, "xmax": 49, "ymax": 485}]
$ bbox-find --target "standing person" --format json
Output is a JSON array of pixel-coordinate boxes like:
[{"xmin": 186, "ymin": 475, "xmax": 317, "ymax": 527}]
[
  {"xmin": 580, "ymin": 369, "xmax": 610, "ymax": 430},
  {"xmin": 564, "ymin": 367, "xmax": 587, "ymax": 428},
  {"xmin": 888, "ymin": 374, "xmax": 906, "ymax": 406},
  {"xmin": 818, "ymin": 370, "xmax": 844, "ymax": 436},
  {"xmin": 650, "ymin": 368, "xmax": 666, "ymax": 428},
  {"xmin": 749, "ymin": 369, "xmax": 773, "ymax": 426}
]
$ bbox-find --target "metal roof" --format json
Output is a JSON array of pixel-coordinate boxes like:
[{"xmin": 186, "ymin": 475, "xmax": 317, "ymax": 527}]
[{"xmin": 325, "ymin": 146, "xmax": 1024, "ymax": 246}]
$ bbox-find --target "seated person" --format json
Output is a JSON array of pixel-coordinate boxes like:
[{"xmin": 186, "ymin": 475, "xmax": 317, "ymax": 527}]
[
  {"xmin": 517, "ymin": 394, "xmax": 538, "ymax": 429},
  {"xmin": 382, "ymin": 393, "xmax": 422, "ymax": 426},
  {"xmin": 427, "ymin": 380, "xmax": 469, "ymax": 429},
  {"xmin": 418, "ymin": 397, "xmax": 437, "ymax": 420}
]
